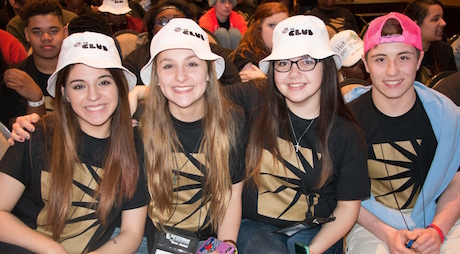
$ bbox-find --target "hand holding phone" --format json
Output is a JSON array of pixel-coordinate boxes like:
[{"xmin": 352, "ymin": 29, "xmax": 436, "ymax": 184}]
[{"xmin": 197, "ymin": 237, "xmax": 235, "ymax": 254}]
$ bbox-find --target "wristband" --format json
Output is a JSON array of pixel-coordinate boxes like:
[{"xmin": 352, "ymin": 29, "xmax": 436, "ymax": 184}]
[
  {"xmin": 427, "ymin": 223, "xmax": 445, "ymax": 244},
  {"xmin": 223, "ymin": 239, "xmax": 238, "ymax": 254},
  {"xmin": 28, "ymin": 96, "xmax": 45, "ymax": 107}
]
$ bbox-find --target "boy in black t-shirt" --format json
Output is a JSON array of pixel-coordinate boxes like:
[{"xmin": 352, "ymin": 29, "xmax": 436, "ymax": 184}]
[
  {"xmin": 345, "ymin": 12, "xmax": 460, "ymax": 254},
  {"xmin": 3, "ymin": 0, "xmax": 68, "ymax": 118}
]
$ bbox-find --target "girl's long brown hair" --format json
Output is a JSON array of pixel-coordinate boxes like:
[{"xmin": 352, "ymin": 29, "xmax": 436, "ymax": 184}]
[
  {"xmin": 141, "ymin": 60, "xmax": 236, "ymax": 231},
  {"xmin": 231, "ymin": 2, "xmax": 288, "ymax": 64},
  {"xmin": 246, "ymin": 57, "xmax": 360, "ymax": 189},
  {"xmin": 404, "ymin": 0, "xmax": 445, "ymax": 77},
  {"xmin": 44, "ymin": 65, "xmax": 139, "ymax": 240}
]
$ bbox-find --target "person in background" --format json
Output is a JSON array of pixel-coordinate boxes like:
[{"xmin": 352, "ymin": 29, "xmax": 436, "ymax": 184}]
[
  {"xmin": 231, "ymin": 1, "xmax": 288, "ymax": 82},
  {"xmin": 344, "ymin": 12, "xmax": 460, "ymax": 254},
  {"xmin": 138, "ymin": 18, "xmax": 246, "ymax": 253},
  {"xmin": 0, "ymin": 31, "xmax": 148, "ymax": 254},
  {"xmin": 0, "ymin": 0, "xmax": 22, "ymax": 30},
  {"xmin": 4, "ymin": 0, "xmax": 68, "ymax": 120},
  {"xmin": 64, "ymin": 0, "xmax": 92, "ymax": 15},
  {"xmin": 6, "ymin": 0, "xmax": 76, "ymax": 51},
  {"xmin": 330, "ymin": 29, "xmax": 370, "ymax": 94},
  {"xmin": 0, "ymin": 29, "xmax": 28, "ymax": 129},
  {"xmin": 307, "ymin": 0, "xmax": 359, "ymax": 34},
  {"xmin": 98, "ymin": 0, "xmax": 144, "ymax": 34},
  {"xmin": 404, "ymin": 0, "xmax": 457, "ymax": 84},
  {"xmin": 225, "ymin": 15, "xmax": 369, "ymax": 254},
  {"xmin": 199, "ymin": 0, "xmax": 247, "ymax": 50},
  {"xmin": 123, "ymin": 0, "xmax": 241, "ymax": 86}
]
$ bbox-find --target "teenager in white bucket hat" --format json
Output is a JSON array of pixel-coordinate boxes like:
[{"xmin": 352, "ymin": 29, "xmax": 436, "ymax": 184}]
[
  {"xmin": 138, "ymin": 17, "xmax": 245, "ymax": 253},
  {"xmin": 0, "ymin": 31, "xmax": 147, "ymax": 253},
  {"xmin": 48, "ymin": 31, "xmax": 136, "ymax": 97},
  {"xmin": 228, "ymin": 15, "xmax": 369, "ymax": 254},
  {"xmin": 140, "ymin": 18, "xmax": 225, "ymax": 85}
]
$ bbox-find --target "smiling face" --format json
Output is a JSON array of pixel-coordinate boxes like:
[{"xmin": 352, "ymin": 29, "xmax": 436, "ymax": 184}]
[
  {"xmin": 64, "ymin": 64, "xmax": 119, "ymax": 138},
  {"xmin": 261, "ymin": 12, "xmax": 289, "ymax": 50},
  {"xmin": 419, "ymin": 4, "xmax": 446, "ymax": 46},
  {"xmin": 274, "ymin": 55, "xmax": 323, "ymax": 118},
  {"xmin": 156, "ymin": 49, "xmax": 208, "ymax": 122},
  {"xmin": 25, "ymin": 14, "xmax": 65, "ymax": 61},
  {"xmin": 364, "ymin": 42, "xmax": 423, "ymax": 116}
]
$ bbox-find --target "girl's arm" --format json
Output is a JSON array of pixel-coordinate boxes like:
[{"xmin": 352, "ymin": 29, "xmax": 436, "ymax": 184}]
[
  {"xmin": 217, "ymin": 181, "xmax": 243, "ymax": 244},
  {"xmin": 0, "ymin": 172, "xmax": 67, "ymax": 254},
  {"xmin": 308, "ymin": 200, "xmax": 361, "ymax": 254},
  {"xmin": 89, "ymin": 205, "xmax": 147, "ymax": 254}
]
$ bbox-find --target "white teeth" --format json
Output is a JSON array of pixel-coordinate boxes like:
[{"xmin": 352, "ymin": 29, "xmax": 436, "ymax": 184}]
[
  {"xmin": 289, "ymin": 83, "xmax": 305, "ymax": 88},
  {"xmin": 173, "ymin": 86, "xmax": 193, "ymax": 91},
  {"xmin": 86, "ymin": 105, "xmax": 105, "ymax": 111},
  {"xmin": 385, "ymin": 80, "xmax": 400, "ymax": 85}
]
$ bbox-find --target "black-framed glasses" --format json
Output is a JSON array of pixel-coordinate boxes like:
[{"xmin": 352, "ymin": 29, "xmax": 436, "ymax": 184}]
[{"xmin": 273, "ymin": 57, "xmax": 321, "ymax": 72}]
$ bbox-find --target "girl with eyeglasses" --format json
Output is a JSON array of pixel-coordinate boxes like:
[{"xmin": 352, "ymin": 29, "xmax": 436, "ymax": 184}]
[{"xmin": 225, "ymin": 15, "xmax": 370, "ymax": 254}]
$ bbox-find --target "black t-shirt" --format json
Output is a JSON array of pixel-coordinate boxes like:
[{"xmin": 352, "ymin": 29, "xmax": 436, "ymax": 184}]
[
  {"xmin": 145, "ymin": 110, "xmax": 247, "ymax": 244},
  {"xmin": 0, "ymin": 86, "xmax": 27, "ymax": 129},
  {"xmin": 225, "ymin": 81, "xmax": 370, "ymax": 228},
  {"xmin": 232, "ymin": 48, "xmax": 259, "ymax": 72},
  {"xmin": 0, "ymin": 116, "xmax": 149, "ymax": 253},
  {"xmin": 349, "ymin": 91, "xmax": 437, "ymax": 210},
  {"xmin": 16, "ymin": 55, "xmax": 51, "ymax": 97}
]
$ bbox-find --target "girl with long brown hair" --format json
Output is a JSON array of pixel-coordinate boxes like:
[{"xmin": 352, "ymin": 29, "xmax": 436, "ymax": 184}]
[
  {"xmin": 226, "ymin": 15, "xmax": 369, "ymax": 254},
  {"xmin": 138, "ymin": 18, "xmax": 246, "ymax": 252},
  {"xmin": 0, "ymin": 32, "xmax": 148, "ymax": 253},
  {"xmin": 231, "ymin": 1, "xmax": 289, "ymax": 82},
  {"xmin": 404, "ymin": 0, "xmax": 457, "ymax": 84}
]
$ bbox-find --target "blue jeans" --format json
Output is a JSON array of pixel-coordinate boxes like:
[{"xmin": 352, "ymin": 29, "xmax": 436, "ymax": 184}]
[
  {"xmin": 237, "ymin": 219, "xmax": 342, "ymax": 254},
  {"xmin": 214, "ymin": 27, "xmax": 242, "ymax": 50}
]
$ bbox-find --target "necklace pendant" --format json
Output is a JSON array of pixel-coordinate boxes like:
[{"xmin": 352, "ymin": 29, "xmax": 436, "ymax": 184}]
[
  {"xmin": 295, "ymin": 143, "xmax": 300, "ymax": 152},
  {"xmin": 173, "ymin": 175, "xmax": 177, "ymax": 185}
]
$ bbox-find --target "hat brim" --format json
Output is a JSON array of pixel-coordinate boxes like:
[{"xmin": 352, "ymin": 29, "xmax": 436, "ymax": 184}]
[
  {"xmin": 98, "ymin": 5, "xmax": 131, "ymax": 15},
  {"xmin": 47, "ymin": 59, "xmax": 137, "ymax": 97},
  {"xmin": 140, "ymin": 41, "xmax": 225, "ymax": 86},
  {"xmin": 259, "ymin": 44, "xmax": 342, "ymax": 74},
  {"xmin": 342, "ymin": 46, "xmax": 364, "ymax": 67}
]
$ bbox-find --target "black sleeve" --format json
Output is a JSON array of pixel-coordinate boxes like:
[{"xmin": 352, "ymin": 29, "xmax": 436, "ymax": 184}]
[
  {"xmin": 122, "ymin": 44, "xmax": 150, "ymax": 85},
  {"xmin": 210, "ymin": 43, "xmax": 242, "ymax": 86},
  {"xmin": 229, "ymin": 109, "xmax": 248, "ymax": 184},
  {"xmin": 232, "ymin": 49, "xmax": 258, "ymax": 72},
  {"xmin": 332, "ymin": 120, "xmax": 370, "ymax": 201},
  {"xmin": 123, "ymin": 127, "xmax": 149, "ymax": 210}
]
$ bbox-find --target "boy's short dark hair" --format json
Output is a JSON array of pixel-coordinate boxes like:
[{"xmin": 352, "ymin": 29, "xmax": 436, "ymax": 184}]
[{"xmin": 23, "ymin": 0, "xmax": 64, "ymax": 26}]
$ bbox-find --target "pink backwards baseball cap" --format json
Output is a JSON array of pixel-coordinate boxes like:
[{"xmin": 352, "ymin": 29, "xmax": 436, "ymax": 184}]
[{"xmin": 363, "ymin": 12, "xmax": 422, "ymax": 54}]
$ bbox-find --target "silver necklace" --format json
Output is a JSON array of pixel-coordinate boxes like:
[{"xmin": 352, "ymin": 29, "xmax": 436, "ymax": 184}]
[{"xmin": 288, "ymin": 113, "xmax": 315, "ymax": 152}]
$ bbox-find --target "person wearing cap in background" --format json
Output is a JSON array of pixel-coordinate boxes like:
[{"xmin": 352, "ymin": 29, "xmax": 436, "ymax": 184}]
[
  {"xmin": 330, "ymin": 29, "xmax": 370, "ymax": 95},
  {"xmin": 224, "ymin": 15, "xmax": 369, "ymax": 254},
  {"xmin": 137, "ymin": 18, "xmax": 246, "ymax": 253},
  {"xmin": 344, "ymin": 12, "xmax": 460, "ymax": 254},
  {"xmin": 199, "ymin": 0, "xmax": 247, "ymax": 50},
  {"xmin": 307, "ymin": 0, "xmax": 359, "ymax": 34},
  {"xmin": 98, "ymin": 0, "xmax": 144, "ymax": 34},
  {"xmin": 0, "ymin": 31, "xmax": 148, "ymax": 253}
]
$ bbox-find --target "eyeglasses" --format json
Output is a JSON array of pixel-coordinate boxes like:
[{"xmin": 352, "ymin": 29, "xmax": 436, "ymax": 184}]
[
  {"xmin": 273, "ymin": 57, "xmax": 321, "ymax": 72},
  {"xmin": 154, "ymin": 17, "xmax": 176, "ymax": 27}
]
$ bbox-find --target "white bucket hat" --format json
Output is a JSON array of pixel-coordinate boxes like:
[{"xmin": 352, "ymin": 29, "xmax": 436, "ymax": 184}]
[
  {"xmin": 140, "ymin": 18, "xmax": 225, "ymax": 86},
  {"xmin": 330, "ymin": 30, "xmax": 364, "ymax": 67},
  {"xmin": 47, "ymin": 32, "xmax": 136, "ymax": 97},
  {"xmin": 259, "ymin": 15, "xmax": 341, "ymax": 74},
  {"xmin": 98, "ymin": 0, "xmax": 132, "ymax": 15}
]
